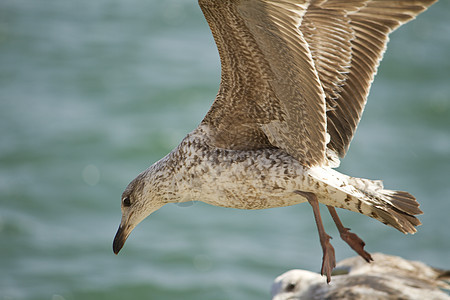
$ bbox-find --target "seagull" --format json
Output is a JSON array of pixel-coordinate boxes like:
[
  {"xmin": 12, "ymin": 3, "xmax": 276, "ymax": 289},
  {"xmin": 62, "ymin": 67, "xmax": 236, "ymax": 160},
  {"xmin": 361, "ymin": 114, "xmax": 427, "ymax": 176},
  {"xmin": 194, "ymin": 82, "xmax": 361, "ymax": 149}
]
[
  {"xmin": 113, "ymin": 0, "xmax": 437, "ymax": 282},
  {"xmin": 271, "ymin": 253, "xmax": 450, "ymax": 300}
]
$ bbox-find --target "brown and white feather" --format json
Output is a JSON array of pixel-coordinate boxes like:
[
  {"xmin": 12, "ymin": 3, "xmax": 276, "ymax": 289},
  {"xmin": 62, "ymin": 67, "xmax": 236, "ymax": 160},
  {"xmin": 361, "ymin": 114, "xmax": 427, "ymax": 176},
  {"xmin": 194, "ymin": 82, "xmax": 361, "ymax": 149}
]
[
  {"xmin": 200, "ymin": 0, "xmax": 327, "ymax": 167},
  {"xmin": 199, "ymin": 0, "xmax": 437, "ymax": 165},
  {"xmin": 322, "ymin": 0, "xmax": 438, "ymax": 157}
]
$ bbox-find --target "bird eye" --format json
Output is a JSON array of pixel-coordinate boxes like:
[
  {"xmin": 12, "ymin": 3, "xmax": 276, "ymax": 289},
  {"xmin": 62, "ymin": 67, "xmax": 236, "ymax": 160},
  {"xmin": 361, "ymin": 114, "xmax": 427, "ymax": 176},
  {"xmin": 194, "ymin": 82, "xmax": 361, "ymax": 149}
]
[
  {"xmin": 122, "ymin": 197, "xmax": 131, "ymax": 207},
  {"xmin": 285, "ymin": 282, "xmax": 296, "ymax": 292}
]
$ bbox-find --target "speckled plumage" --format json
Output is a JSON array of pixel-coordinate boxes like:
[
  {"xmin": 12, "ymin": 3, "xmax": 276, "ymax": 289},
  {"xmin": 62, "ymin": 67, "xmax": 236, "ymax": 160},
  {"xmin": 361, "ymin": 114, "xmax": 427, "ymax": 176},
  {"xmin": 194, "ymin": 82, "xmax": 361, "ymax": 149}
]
[{"xmin": 112, "ymin": 0, "xmax": 437, "ymax": 282}]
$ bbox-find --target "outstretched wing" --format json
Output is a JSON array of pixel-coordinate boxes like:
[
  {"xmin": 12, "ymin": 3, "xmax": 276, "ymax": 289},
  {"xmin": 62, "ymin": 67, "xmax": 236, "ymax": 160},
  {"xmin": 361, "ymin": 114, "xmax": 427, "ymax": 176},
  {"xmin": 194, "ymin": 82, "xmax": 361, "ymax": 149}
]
[
  {"xmin": 199, "ymin": 0, "xmax": 327, "ymax": 167},
  {"xmin": 301, "ymin": 0, "xmax": 437, "ymax": 158}
]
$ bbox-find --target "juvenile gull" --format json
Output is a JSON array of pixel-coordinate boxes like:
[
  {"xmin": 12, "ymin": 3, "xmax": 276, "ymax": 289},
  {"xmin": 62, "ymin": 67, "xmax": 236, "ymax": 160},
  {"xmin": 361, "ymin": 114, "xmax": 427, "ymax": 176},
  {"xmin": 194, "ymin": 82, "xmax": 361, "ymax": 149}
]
[
  {"xmin": 271, "ymin": 253, "xmax": 450, "ymax": 300},
  {"xmin": 113, "ymin": 0, "xmax": 437, "ymax": 282}
]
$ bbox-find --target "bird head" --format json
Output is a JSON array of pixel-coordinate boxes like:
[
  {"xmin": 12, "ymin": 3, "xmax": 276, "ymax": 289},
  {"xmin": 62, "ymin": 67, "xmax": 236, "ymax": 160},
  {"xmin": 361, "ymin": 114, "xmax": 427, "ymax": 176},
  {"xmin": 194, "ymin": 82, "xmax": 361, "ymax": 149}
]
[{"xmin": 112, "ymin": 168, "xmax": 165, "ymax": 254}]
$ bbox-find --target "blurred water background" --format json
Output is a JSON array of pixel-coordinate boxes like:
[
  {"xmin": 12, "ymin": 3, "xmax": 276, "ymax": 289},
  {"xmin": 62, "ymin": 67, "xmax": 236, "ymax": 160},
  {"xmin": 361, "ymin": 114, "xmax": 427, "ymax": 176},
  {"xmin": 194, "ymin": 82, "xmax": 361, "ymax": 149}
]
[{"xmin": 1, "ymin": 1, "xmax": 449, "ymax": 299}]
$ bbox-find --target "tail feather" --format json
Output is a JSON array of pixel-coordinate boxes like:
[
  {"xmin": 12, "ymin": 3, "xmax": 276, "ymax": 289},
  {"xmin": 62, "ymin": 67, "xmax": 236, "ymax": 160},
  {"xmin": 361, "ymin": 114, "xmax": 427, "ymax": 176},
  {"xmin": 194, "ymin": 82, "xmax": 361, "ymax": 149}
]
[
  {"xmin": 308, "ymin": 167, "xmax": 422, "ymax": 234},
  {"xmin": 356, "ymin": 187, "xmax": 422, "ymax": 234},
  {"xmin": 386, "ymin": 191, "xmax": 423, "ymax": 215}
]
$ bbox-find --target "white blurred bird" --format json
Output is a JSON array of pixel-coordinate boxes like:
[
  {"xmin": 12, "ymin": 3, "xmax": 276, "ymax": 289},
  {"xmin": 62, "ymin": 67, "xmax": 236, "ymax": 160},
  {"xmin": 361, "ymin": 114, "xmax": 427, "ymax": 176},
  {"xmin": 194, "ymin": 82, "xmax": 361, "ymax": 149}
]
[{"xmin": 272, "ymin": 253, "xmax": 450, "ymax": 300}]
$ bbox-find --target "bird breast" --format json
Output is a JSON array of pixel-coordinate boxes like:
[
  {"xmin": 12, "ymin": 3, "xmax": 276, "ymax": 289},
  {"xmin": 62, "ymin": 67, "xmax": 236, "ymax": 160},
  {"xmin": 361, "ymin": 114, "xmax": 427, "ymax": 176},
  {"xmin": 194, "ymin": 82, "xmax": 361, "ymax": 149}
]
[{"xmin": 166, "ymin": 130, "xmax": 310, "ymax": 210}]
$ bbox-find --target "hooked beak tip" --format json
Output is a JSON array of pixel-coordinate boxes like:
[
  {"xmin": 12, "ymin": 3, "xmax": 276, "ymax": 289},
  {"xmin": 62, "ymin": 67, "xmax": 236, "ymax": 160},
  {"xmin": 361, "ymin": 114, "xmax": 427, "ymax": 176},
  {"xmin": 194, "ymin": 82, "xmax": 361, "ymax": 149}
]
[{"xmin": 113, "ymin": 225, "xmax": 129, "ymax": 255}]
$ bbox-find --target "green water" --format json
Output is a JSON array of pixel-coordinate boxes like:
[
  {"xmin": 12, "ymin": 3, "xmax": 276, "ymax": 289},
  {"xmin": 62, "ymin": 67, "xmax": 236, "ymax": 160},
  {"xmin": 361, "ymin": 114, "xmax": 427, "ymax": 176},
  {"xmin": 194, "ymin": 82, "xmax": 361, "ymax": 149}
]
[{"xmin": 1, "ymin": 1, "xmax": 449, "ymax": 299}]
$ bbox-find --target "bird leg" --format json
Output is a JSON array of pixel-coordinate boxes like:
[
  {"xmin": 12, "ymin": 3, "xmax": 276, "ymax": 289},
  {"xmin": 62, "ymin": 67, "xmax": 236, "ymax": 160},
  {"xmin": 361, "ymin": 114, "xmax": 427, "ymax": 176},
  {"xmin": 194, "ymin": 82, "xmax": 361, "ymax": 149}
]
[
  {"xmin": 295, "ymin": 191, "xmax": 335, "ymax": 283},
  {"xmin": 326, "ymin": 206, "xmax": 373, "ymax": 263}
]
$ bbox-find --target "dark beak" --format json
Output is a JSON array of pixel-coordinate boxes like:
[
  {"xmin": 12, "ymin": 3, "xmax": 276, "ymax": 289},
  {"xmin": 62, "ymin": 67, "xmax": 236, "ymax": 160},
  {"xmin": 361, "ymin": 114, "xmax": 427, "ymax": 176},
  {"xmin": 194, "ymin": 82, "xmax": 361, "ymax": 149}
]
[{"xmin": 113, "ymin": 224, "xmax": 131, "ymax": 255}]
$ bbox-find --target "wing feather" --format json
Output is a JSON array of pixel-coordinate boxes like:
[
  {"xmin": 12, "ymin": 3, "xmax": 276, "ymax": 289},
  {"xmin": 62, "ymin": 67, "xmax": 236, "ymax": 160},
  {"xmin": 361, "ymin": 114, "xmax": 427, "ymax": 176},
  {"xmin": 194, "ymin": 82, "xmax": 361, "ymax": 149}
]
[
  {"xmin": 309, "ymin": 0, "xmax": 438, "ymax": 157},
  {"xmin": 198, "ymin": 0, "xmax": 436, "ymax": 164},
  {"xmin": 199, "ymin": 0, "xmax": 328, "ymax": 166}
]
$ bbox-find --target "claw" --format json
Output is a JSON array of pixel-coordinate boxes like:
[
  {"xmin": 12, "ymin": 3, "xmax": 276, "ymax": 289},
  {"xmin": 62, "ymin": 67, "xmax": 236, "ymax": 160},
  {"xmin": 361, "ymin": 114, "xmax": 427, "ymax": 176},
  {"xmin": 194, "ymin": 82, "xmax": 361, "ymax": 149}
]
[
  {"xmin": 327, "ymin": 206, "xmax": 373, "ymax": 263},
  {"xmin": 320, "ymin": 233, "xmax": 336, "ymax": 283},
  {"xmin": 339, "ymin": 227, "xmax": 373, "ymax": 262}
]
